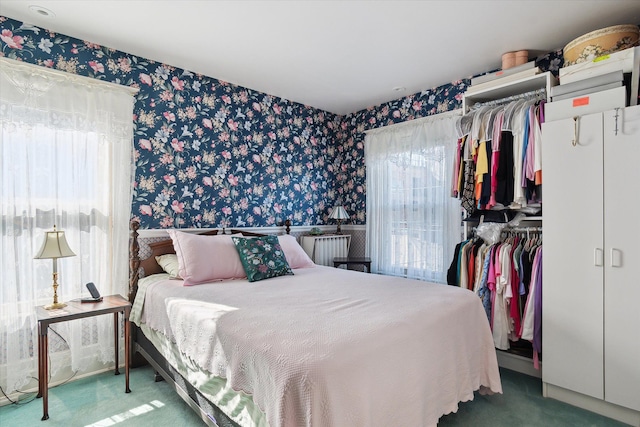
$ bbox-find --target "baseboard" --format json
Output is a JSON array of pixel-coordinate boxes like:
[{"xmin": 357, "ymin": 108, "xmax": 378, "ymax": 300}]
[
  {"xmin": 496, "ymin": 350, "xmax": 541, "ymax": 378},
  {"xmin": 543, "ymin": 382, "xmax": 640, "ymax": 427}
]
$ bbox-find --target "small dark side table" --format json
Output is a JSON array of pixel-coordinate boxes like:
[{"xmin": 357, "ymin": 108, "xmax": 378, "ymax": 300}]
[
  {"xmin": 36, "ymin": 294, "xmax": 131, "ymax": 421},
  {"xmin": 333, "ymin": 257, "xmax": 372, "ymax": 273}
]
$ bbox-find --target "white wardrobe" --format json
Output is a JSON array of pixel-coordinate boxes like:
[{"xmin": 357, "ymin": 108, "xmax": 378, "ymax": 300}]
[{"xmin": 541, "ymin": 104, "xmax": 640, "ymax": 425}]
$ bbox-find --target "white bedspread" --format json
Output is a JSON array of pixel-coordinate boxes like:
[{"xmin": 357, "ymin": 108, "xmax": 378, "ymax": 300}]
[{"xmin": 134, "ymin": 266, "xmax": 502, "ymax": 427}]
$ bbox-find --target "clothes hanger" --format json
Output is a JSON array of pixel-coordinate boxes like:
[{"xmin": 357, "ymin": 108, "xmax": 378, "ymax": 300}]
[
  {"xmin": 502, "ymin": 99, "xmax": 525, "ymax": 131},
  {"xmin": 457, "ymin": 113, "xmax": 474, "ymax": 139},
  {"xmin": 455, "ymin": 115, "xmax": 465, "ymax": 139},
  {"xmin": 470, "ymin": 106, "xmax": 490, "ymax": 144},
  {"xmin": 479, "ymin": 106, "xmax": 503, "ymax": 145},
  {"xmin": 510, "ymin": 99, "xmax": 534, "ymax": 131},
  {"xmin": 482, "ymin": 106, "xmax": 501, "ymax": 141}
]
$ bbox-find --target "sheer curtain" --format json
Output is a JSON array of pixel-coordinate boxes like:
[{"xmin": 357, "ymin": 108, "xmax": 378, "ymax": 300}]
[
  {"xmin": 0, "ymin": 58, "xmax": 135, "ymax": 393},
  {"xmin": 365, "ymin": 111, "xmax": 461, "ymax": 283}
]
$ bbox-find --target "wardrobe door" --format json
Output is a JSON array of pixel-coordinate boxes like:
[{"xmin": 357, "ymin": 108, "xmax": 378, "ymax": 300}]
[
  {"xmin": 541, "ymin": 112, "xmax": 604, "ymax": 399},
  {"xmin": 603, "ymin": 104, "xmax": 640, "ymax": 411}
]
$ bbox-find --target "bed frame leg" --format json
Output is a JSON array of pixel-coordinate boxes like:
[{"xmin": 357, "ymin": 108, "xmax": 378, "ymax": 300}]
[{"xmin": 154, "ymin": 370, "xmax": 164, "ymax": 382}]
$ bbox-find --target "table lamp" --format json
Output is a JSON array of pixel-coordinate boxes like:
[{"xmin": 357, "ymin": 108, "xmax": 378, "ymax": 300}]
[
  {"xmin": 34, "ymin": 226, "xmax": 76, "ymax": 310},
  {"xmin": 329, "ymin": 206, "xmax": 349, "ymax": 234}
]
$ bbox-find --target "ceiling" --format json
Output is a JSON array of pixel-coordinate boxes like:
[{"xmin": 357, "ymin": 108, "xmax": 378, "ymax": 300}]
[{"xmin": 1, "ymin": 1, "xmax": 639, "ymax": 115}]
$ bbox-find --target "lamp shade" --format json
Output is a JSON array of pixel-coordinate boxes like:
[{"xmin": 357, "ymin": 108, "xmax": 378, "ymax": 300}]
[
  {"xmin": 34, "ymin": 227, "xmax": 76, "ymax": 260},
  {"xmin": 329, "ymin": 206, "xmax": 349, "ymax": 220}
]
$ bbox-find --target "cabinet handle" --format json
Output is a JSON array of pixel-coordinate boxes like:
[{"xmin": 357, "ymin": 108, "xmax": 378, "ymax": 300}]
[
  {"xmin": 572, "ymin": 116, "xmax": 580, "ymax": 146},
  {"xmin": 594, "ymin": 248, "xmax": 603, "ymax": 267},
  {"xmin": 610, "ymin": 248, "xmax": 622, "ymax": 268}
]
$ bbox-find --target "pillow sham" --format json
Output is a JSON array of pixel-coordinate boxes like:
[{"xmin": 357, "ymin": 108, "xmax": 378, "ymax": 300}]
[
  {"xmin": 232, "ymin": 235, "xmax": 293, "ymax": 282},
  {"xmin": 167, "ymin": 230, "xmax": 246, "ymax": 286},
  {"xmin": 155, "ymin": 254, "xmax": 181, "ymax": 279},
  {"xmin": 277, "ymin": 234, "xmax": 315, "ymax": 268}
]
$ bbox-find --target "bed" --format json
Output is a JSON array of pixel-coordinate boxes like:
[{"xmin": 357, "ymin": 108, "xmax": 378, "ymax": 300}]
[{"xmin": 128, "ymin": 221, "xmax": 502, "ymax": 427}]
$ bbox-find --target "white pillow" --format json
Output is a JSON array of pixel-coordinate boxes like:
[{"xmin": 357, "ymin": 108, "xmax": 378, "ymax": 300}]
[
  {"xmin": 167, "ymin": 230, "xmax": 246, "ymax": 286},
  {"xmin": 277, "ymin": 234, "xmax": 315, "ymax": 269}
]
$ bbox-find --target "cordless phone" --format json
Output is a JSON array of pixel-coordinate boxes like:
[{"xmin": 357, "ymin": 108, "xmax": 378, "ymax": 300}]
[{"xmin": 81, "ymin": 282, "xmax": 103, "ymax": 303}]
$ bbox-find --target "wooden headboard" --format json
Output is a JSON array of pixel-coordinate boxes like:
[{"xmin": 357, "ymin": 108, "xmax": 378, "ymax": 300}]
[{"xmin": 128, "ymin": 220, "xmax": 291, "ymax": 302}]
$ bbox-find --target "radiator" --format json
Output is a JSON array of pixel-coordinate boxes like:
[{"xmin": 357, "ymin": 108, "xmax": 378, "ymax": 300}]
[{"xmin": 301, "ymin": 235, "xmax": 351, "ymax": 266}]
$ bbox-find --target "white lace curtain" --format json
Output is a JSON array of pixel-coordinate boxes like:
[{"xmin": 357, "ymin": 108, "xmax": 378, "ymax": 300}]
[
  {"xmin": 0, "ymin": 58, "xmax": 135, "ymax": 393},
  {"xmin": 365, "ymin": 111, "xmax": 462, "ymax": 283}
]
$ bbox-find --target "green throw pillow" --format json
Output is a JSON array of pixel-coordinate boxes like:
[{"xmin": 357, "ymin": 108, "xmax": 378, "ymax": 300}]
[{"xmin": 231, "ymin": 235, "xmax": 293, "ymax": 282}]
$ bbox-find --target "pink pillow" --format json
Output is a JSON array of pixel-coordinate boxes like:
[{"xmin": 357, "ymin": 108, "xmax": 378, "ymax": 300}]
[
  {"xmin": 167, "ymin": 230, "xmax": 246, "ymax": 285},
  {"xmin": 277, "ymin": 235, "xmax": 315, "ymax": 269}
]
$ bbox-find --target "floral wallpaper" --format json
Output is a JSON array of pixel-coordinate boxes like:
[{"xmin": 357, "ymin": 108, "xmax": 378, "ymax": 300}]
[
  {"xmin": 0, "ymin": 15, "xmax": 564, "ymax": 229},
  {"xmin": 332, "ymin": 50, "xmax": 563, "ymax": 218},
  {"xmin": 0, "ymin": 16, "xmax": 343, "ymax": 229}
]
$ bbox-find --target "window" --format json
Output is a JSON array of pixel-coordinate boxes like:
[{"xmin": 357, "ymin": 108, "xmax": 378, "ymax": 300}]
[
  {"xmin": 0, "ymin": 58, "xmax": 135, "ymax": 393},
  {"xmin": 365, "ymin": 112, "xmax": 461, "ymax": 283}
]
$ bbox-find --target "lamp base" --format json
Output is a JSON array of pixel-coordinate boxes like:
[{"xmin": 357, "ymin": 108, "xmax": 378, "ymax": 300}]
[{"xmin": 44, "ymin": 302, "xmax": 67, "ymax": 310}]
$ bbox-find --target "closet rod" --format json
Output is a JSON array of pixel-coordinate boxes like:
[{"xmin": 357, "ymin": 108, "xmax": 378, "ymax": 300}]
[
  {"xmin": 470, "ymin": 88, "xmax": 546, "ymax": 110},
  {"xmin": 502, "ymin": 226, "xmax": 543, "ymax": 233},
  {"xmin": 470, "ymin": 225, "xmax": 543, "ymax": 234}
]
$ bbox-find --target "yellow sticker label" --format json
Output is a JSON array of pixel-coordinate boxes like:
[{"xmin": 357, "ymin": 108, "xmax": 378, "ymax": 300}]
[{"xmin": 593, "ymin": 55, "xmax": 610, "ymax": 63}]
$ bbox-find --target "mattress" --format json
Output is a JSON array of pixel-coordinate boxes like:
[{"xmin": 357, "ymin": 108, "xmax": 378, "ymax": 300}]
[{"xmin": 131, "ymin": 267, "xmax": 502, "ymax": 427}]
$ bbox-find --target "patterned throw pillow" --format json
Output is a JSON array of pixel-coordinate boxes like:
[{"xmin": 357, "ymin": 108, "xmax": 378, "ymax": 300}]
[{"xmin": 232, "ymin": 235, "xmax": 293, "ymax": 282}]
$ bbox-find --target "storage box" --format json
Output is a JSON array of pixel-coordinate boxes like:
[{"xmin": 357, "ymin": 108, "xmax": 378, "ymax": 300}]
[
  {"xmin": 466, "ymin": 67, "xmax": 541, "ymax": 95},
  {"xmin": 551, "ymin": 82, "xmax": 622, "ymax": 102},
  {"xmin": 471, "ymin": 61, "xmax": 536, "ymax": 86},
  {"xmin": 559, "ymin": 46, "xmax": 639, "ymax": 106},
  {"xmin": 551, "ymin": 70, "xmax": 623, "ymax": 97},
  {"xmin": 545, "ymin": 86, "xmax": 626, "ymax": 122}
]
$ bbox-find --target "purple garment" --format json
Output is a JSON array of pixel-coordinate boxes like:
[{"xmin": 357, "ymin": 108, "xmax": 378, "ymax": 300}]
[
  {"xmin": 478, "ymin": 246, "xmax": 493, "ymax": 323},
  {"xmin": 518, "ymin": 248, "xmax": 526, "ymax": 296},
  {"xmin": 532, "ymin": 247, "xmax": 543, "ymax": 354}
]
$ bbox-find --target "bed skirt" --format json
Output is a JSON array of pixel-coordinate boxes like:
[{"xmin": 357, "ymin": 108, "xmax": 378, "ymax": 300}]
[{"xmin": 133, "ymin": 324, "xmax": 242, "ymax": 427}]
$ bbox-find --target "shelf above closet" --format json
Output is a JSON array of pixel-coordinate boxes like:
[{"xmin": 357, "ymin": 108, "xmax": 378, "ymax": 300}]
[{"xmin": 463, "ymin": 72, "xmax": 558, "ymax": 111}]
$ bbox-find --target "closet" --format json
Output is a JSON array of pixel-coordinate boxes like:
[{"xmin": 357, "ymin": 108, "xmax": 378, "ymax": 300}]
[
  {"xmin": 448, "ymin": 225, "xmax": 543, "ymax": 366},
  {"xmin": 541, "ymin": 105, "xmax": 640, "ymax": 423},
  {"xmin": 452, "ymin": 71, "xmax": 555, "ymax": 376}
]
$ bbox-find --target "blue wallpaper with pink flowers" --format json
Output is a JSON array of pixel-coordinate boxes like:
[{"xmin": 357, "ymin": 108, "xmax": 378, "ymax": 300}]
[{"xmin": 0, "ymin": 15, "xmax": 563, "ymax": 229}]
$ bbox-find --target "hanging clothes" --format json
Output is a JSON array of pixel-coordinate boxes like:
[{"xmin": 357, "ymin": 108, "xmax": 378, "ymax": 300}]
[
  {"xmin": 452, "ymin": 95, "xmax": 546, "ymax": 212},
  {"xmin": 447, "ymin": 227, "xmax": 542, "ymax": 367}
]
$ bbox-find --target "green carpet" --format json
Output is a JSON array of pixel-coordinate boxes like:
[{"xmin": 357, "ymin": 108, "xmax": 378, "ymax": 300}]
[
  {"xmin": 0, "ymin": 366, "xmax": 627, "ymax": 426},
  {"xmin": 0, "ymin": 365, "xmax": 203, "ymax": 427},
  {"xmin": 439, "ymin": 369, "xmax": 626, "ymax": 427}
]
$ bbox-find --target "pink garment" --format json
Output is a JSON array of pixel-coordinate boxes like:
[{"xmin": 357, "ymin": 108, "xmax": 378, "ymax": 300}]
[
  {"xmin": 524, "ymin": 106, "xmax": 538, "ymax": 181},
  {"xmin": 494, "ymin": 243, "xmax": 513, "ymax": 350}
]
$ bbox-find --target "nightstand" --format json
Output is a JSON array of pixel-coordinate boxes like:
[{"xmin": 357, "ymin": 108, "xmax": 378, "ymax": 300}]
[
  {"xmin": 36, "ymin": 294, "xmax": 131, "ymax": 420},
  {"xmin": 333, "ymin": 257, "xmax": 372, "ymax": 273}
]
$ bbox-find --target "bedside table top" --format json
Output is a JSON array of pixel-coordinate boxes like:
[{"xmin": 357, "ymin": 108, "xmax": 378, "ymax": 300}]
[
  {"xmin": 333, "ymin": 257, "xmax": 371, "ymax": 263},
  {"xmin": 36, "ymin": 294, "xmax": 131, "ymax": 325}
]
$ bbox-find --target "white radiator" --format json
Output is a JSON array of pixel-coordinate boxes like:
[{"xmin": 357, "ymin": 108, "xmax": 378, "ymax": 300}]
[{"xmin": 301, "ymin": 235, "xmax": 351, "ymax": 266}]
